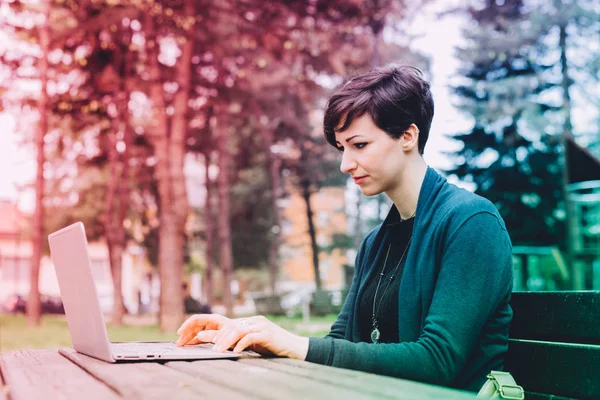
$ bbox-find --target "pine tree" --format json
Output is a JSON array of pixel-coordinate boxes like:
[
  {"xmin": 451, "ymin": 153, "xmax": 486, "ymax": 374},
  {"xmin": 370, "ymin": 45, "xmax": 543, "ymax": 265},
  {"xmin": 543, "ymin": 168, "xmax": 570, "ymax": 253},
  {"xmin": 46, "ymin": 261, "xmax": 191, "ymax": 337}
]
[{"xmin": 447, "ymin": 0, "xmax": 570, "ymax": 246}]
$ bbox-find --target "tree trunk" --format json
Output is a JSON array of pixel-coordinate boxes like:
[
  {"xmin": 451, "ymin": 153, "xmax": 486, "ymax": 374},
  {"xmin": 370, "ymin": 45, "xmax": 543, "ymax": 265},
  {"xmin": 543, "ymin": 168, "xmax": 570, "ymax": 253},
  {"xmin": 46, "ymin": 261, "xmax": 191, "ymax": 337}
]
[
  {"xmin": 203, "ymin": 151, "xmax": 214, "ymax": 304},
  {"xmin": 27, "ymin": 0, "xmax": 50, "ymax": 327},
  {"xmin": 106, "ymin": 240, "xmax": 126, "ymax": 323},
  {"xmin": 217, "ymin": 116, "xmax": 234, "ymax": 317},
  {"xmin": 117, "ymin": 113, "xmax": 132, "ymax": 319},
  {"xmin": 301, "ymin": 178, "xmax": 321, "ymax": 290},
  {"xmin": 145, "ymin": 7, "xmax": 192, "ymax": 331},
  {"xmin": 262, "ymin": 129, "xmax": 282, "ymax": 294},
  {"xmin": 557, "ymin": 20, "xmax": 578, "ymax": 289},
  {"xmin": 104, "ymin": 36, "xmax": 133, "ymax": 325},
  {"xmin": 104, "ymin": 119, "xmax": 126, "ymax": 325}
]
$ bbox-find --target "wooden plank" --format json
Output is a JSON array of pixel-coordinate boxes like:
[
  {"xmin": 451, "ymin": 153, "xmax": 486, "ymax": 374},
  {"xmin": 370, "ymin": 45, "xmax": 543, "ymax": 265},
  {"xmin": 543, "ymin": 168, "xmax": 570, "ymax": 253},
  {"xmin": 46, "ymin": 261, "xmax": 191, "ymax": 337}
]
[
  {"xmin": 270, "ymin": 358, "xmax": 478, "ymax": 398},
  {"xmin": 510, "ymin": 291, "xmax": 600, "ymax": 344},
  {"xmin": 505, "ymin": 339, "xmax": 600, "ymax": 399},
  {"xmin": 59, "ymin": 348, "xmax": 245, "ymax": 399},
  {"xmin": 239, "ymin": 358, "xmax": 476, "ymax": 399},
  {"xmin": 0, "ymin": 349, "xmax": 118, "ymax": 400},
  {"xmin": 168, "ymin": 358, "xmax": 380, "ymax": 400}
]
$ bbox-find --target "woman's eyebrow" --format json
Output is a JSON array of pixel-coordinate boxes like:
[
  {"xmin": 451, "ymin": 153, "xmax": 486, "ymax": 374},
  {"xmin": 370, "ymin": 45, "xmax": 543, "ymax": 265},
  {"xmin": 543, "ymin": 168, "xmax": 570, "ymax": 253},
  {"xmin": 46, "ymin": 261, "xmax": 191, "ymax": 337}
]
[{"xmin": 336, "ymin": 135, "xmax": 362, "ymax": 145}]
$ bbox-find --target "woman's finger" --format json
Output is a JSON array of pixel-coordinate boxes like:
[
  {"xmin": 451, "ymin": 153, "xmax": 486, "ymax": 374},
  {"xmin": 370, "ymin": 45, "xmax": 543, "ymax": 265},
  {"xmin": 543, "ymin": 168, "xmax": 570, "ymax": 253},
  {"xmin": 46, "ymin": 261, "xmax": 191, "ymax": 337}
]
[
  {"xmin": 176, "ymin": 314, "xmax": 227, "ymax": 346},
  {"xmin": 177, "ymin": 314, "xmax": 203, "ymax": 335},
  {"xmin": 184, "ymin": 336, "xmax": 203, "ymax": 345},
  {"xmin": 196, "ymin": 330, "xmax": 219, "ymax": 343},
  {"xmin": 212, "ymin": 324, "xmax": 239, "ymax": 350},
  {"xmin": 232, "ymin": 332, "xmax": 264, "ymax": 353},
  {"xmin": 213, "ymin": 328, "xmax": 245, "ymax": 352},
  {"xmin": 212, "ymin": 319, "xmax": 256, "ymax": 352},
  {"xmin": 177, "ymin": 314, "xmax": 224, "ymax": 335},
  {"xmin": 210, "ymin": 325, "xmax": 229, "ymax": 347}
]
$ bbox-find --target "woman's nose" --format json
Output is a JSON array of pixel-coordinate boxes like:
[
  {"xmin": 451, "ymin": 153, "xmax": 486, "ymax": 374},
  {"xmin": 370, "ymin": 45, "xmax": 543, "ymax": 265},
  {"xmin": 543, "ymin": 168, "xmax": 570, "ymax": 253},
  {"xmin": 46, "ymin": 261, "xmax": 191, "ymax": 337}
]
[{"xmin": 340, "ymin": 151, "xmax": 357, "ymax": 174}]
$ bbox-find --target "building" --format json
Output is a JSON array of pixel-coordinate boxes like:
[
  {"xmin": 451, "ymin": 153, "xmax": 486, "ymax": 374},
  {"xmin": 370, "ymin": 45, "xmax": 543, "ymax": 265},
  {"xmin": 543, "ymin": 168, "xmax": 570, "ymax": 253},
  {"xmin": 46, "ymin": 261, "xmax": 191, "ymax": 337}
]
[
  {"xmin": 279, "ymin": 186, "xmax": 350, "ymax": 292},
  {"xmin": 0, "ymin": 200, "xmax": 155, "ymax": 314}
]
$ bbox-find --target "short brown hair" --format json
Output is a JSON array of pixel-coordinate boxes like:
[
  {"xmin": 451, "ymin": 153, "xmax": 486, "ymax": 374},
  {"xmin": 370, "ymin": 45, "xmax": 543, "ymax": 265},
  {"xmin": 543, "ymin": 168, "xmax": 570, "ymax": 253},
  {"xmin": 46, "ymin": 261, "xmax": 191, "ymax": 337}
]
[{"xmin": 323, "ymin": 65, "xmax": 434, "ymax": 154}]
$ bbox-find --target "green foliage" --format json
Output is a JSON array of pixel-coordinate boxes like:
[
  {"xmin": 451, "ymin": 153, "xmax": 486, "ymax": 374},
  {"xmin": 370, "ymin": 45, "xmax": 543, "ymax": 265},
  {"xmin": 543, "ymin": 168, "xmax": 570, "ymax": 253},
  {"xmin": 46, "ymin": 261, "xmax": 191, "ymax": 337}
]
[
  {"xmin": 5, "ymin": 0, "xmax": 430, "ymax": 281},
  {"xmin": 230, "ymin": 166, "xmax": 274, "ymax": 269},
  {"xmin": 447, "ymin": 0, "xmax": 599, "ymax": 246},
  {"xmin": 320, "ymin": 232, "xmax": 353, "ymax": 253}
]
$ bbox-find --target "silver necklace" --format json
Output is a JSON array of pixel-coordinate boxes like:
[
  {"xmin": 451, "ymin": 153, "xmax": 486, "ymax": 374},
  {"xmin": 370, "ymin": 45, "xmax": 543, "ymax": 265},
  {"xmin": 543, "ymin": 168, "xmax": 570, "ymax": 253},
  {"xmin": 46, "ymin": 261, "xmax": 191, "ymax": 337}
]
[{"xmin": 370, "ymin": 214, "xmax": 414, "ymax": 344}]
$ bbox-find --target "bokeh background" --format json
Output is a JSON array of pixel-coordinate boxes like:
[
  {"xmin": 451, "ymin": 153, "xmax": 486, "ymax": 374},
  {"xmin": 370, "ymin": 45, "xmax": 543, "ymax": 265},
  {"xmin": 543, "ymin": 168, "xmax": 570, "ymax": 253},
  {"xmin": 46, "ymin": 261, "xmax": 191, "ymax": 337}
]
[{"xmin": 0, "ymin": 0, "xmax": 598, "ymax": 348}]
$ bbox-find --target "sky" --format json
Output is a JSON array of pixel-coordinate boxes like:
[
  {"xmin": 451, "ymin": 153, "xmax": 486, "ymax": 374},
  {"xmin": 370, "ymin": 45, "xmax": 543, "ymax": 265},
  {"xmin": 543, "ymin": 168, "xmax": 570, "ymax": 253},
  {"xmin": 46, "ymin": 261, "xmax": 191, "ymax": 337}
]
[
  {"xmin": 410, "ymin": 2, "xmax": 472, "ymax": 171},
  {"xmin": 0, "ymin": 1, "xmax": 471, "ymax": 213}
]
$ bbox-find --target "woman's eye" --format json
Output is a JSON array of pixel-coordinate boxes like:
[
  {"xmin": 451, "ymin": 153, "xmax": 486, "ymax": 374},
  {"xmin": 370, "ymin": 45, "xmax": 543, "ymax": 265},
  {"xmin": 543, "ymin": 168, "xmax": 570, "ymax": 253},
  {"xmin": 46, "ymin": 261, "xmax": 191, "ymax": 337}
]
[
  {"xmin": 336, "ymin": 146, "xmax": 344, "ymax": 153},
  {"xmin": 355, "ymin": 143, "xmax": 367, "ymax": 149}
]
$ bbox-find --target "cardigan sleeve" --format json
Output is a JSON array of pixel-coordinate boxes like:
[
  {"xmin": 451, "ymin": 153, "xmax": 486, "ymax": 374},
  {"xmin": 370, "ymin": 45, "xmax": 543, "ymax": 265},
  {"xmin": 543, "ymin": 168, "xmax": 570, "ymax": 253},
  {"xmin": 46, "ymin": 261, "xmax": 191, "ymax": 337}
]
[{"xmin": 305, "ymin": 212, "xmax": 513, "ymax": 386}]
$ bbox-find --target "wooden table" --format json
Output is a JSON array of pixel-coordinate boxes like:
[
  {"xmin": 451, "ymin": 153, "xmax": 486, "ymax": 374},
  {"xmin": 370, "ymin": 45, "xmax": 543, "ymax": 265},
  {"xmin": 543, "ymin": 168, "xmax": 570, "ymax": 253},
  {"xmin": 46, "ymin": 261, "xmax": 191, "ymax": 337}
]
[{"xmin": 0, "ymin": 348, "xmax": 476, "ymax": 399}]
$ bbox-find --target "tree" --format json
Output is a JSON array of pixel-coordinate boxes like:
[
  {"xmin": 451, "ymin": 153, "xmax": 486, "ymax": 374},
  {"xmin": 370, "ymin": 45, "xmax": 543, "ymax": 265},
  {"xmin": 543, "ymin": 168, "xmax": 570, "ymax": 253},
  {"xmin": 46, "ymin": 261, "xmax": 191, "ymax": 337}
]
[
  {"xmin": 27, "ymin": 0, "xmax": 50, "ymax": 327},
  {"xmin": 447, "ymin": 0, "xmax": 565, "ymax": 246},
  {"xmin": 182, "ymin": 0, "xmax": 424, "ymax": 295},
  {"xmin": 540, "ymin": 0, "xmax": 600, "ymax": 288},
  {"xmin": 216, "ymin": 110, "xmax": 235, "ymax": 316},
  {"xmin": 103, "ymin": 32, "xmax": 134, "ymax": 325},
  {"xmin": 260, "ymin": 120, "xmax": 284, "ymax": 294},
  {"xmin": 202, "ymin": 151, "xmax": 215, "ymax": 303},
  {"xmin": 142, "ymin": 2, "xmax": 194, "ymax": 330},
  {"xmin": 448, "ymin": 0, "xmax": 599, "ymax": 290},
  {"xmin": 5, "ymin": 0, "xmax": 432, "ymax": 321},
  {"xmin": 48, "ymin": 4, "xmax": 144, "ymax": 323}
]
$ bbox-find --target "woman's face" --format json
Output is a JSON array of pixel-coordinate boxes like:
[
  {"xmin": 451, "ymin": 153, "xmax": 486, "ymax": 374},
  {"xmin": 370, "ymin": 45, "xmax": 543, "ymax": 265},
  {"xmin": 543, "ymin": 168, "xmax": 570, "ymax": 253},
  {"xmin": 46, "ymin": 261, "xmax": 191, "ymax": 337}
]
[{"xmin": 335, "ymin": 113, "xmax": 406, "ymax": 197}]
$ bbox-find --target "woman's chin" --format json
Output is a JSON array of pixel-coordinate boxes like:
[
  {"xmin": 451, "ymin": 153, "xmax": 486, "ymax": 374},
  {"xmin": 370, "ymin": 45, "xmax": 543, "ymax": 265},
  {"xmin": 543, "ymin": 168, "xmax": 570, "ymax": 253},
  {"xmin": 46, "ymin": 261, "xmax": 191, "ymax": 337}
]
[{"xmin": 359, "ymin": 185, "xmax": 383, "ymax": 197}]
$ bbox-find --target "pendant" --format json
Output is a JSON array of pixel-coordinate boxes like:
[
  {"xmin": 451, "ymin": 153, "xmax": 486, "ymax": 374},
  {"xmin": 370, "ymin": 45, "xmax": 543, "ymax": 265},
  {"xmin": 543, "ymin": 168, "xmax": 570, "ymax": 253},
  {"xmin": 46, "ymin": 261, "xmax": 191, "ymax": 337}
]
[{"xmin": 371, "ymin": 328, "xmax": 380, "ymax": 344}]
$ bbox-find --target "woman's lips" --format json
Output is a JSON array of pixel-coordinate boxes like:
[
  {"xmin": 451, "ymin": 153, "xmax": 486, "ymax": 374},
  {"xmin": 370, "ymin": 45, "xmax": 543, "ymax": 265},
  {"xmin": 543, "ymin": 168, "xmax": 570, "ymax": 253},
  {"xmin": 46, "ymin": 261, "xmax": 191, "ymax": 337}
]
[{"xmin": 353, "ymin": 176, "xmax": 368, "ymax": 185}]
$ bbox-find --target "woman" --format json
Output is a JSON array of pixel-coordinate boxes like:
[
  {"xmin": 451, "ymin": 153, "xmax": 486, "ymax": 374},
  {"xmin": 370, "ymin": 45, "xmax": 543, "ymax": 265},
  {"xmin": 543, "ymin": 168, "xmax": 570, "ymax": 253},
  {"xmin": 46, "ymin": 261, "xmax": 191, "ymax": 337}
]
[{"xmin": 176, "ymin": 65, "xmax": 513, "ymax": 392}]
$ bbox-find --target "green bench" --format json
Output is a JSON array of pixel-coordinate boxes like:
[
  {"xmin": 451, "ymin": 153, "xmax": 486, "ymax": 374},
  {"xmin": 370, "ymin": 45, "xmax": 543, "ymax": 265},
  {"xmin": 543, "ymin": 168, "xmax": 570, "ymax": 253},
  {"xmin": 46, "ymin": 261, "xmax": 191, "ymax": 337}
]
[
  {"xmin": 310, "ymin": 289, "xmax": 350, "ymax": 317},
  {"xmin": 252, "ymin": 294, "xmax": 286, "ymax": 316},
  {"xmin": 505, "ymin": 291, "xmax": 600, "ymax": 399}
]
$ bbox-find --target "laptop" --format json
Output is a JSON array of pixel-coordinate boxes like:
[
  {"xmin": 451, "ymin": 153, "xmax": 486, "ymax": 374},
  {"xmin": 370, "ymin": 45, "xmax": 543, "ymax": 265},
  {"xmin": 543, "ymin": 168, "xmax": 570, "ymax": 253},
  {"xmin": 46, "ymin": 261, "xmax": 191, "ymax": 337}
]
[{"xmin": 48, "ymin": 221, "xmax": 241, "ymax": 362}]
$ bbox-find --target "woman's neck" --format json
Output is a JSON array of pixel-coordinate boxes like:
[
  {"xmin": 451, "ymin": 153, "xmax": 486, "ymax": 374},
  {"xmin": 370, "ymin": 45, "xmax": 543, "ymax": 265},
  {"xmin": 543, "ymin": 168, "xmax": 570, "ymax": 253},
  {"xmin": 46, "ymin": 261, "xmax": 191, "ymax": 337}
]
[{"xmin": 386, "ymin": 157, "xmax": 427, "ymax": 220}]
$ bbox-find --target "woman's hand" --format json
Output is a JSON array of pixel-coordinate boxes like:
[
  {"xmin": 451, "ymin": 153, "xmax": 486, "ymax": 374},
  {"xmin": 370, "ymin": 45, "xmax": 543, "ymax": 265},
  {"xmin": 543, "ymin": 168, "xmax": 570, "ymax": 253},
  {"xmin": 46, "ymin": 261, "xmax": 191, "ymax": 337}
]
[
  {"xmin": 175, "ymin": 314, "xmax": 309, "ymax": 360},
  {"xmin": 175, "ymin": 313, "xmax": 230, "ymax": 346}
]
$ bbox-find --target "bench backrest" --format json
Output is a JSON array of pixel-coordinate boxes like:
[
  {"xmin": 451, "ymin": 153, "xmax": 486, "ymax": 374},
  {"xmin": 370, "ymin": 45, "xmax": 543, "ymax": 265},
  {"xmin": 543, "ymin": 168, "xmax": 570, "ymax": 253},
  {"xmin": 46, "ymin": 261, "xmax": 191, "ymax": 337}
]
[
  {"xmin": 310, "ymin": 289, "xmax": 350, "ymax": 316},
  {"xmin": 253, "ymin": 295, "xmax": 286, "ymax": 316},
  {"xmin": 505, "ymin": 291, "xmax": 600, "ymax": 400}
]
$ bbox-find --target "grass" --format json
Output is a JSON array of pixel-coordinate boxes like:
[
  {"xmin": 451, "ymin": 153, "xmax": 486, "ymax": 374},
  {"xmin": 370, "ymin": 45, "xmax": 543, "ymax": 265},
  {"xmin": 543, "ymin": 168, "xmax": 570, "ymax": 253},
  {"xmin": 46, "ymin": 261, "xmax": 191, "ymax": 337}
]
[{"xmin": 0, "ymin": 313, "xmax": 336, "ymax": 352}]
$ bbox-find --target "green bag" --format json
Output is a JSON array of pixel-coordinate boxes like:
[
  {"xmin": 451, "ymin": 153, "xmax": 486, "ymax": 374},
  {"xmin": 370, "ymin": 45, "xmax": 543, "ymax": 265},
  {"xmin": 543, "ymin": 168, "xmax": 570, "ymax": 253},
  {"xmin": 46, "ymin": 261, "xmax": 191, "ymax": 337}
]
[{"xmin": 477, "ymin": 371, "xmax": 525, "ymax": 399}]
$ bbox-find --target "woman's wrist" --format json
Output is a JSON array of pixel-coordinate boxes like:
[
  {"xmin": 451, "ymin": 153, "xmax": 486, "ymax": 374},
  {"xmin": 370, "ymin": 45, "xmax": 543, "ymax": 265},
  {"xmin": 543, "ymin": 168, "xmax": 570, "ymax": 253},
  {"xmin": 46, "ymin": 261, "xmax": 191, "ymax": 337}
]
[{"xmin": 285, "ymin": 334, "xmax": 309, "ymax": 360}]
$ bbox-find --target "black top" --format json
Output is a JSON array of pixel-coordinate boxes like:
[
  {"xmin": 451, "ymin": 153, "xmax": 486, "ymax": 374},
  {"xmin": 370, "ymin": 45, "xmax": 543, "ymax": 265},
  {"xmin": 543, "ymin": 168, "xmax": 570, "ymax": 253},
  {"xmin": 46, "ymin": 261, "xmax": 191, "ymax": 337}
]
[{"xmin": 358, "ymin": 214, "xmax": 415, "ymax": 343}]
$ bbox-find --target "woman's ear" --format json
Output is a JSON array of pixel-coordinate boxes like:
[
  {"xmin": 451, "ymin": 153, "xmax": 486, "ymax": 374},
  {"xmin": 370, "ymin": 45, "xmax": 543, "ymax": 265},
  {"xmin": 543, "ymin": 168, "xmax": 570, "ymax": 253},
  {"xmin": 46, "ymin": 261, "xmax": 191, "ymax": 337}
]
[{"xmin": 401, "ymin": 124, "xmax": 420, "ymax": 151}]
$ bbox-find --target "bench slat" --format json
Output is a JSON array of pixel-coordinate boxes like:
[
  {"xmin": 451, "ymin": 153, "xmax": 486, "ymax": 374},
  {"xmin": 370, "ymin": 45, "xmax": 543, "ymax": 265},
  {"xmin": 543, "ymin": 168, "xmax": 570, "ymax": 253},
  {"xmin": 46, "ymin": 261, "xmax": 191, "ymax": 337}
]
[
  {"xmin": 239, "ymin": 358, "xmax": 476, "ymax": 399},
  {"xmin": 521, "ymin": 391, "xmax": 574, "ymax": 400},
  {"xmin": 59, "ymin": 348, "xmax": 248, "ymax": 399},
  {"xmin": 167, "ymin": 358, "xmax": 380, "ymax": 400},
  {"xmin": 505, "ymin": 339, "xmax": 600, "ymax": 400},
  {"xmin": 509, "ymin": 291, "xmax": 600, "ymax": 344},
  {"xmin": 0, "ymin": 349, "xmax": 119, "ymax": 400}
]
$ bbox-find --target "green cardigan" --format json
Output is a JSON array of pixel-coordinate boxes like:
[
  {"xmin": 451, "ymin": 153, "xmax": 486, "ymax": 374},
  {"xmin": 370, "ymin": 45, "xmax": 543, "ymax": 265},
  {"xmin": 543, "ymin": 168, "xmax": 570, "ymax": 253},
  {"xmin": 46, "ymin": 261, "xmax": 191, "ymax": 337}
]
[{"xmin": 305, "ymin": 166, "xmax": 514, "ymax": 392}]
